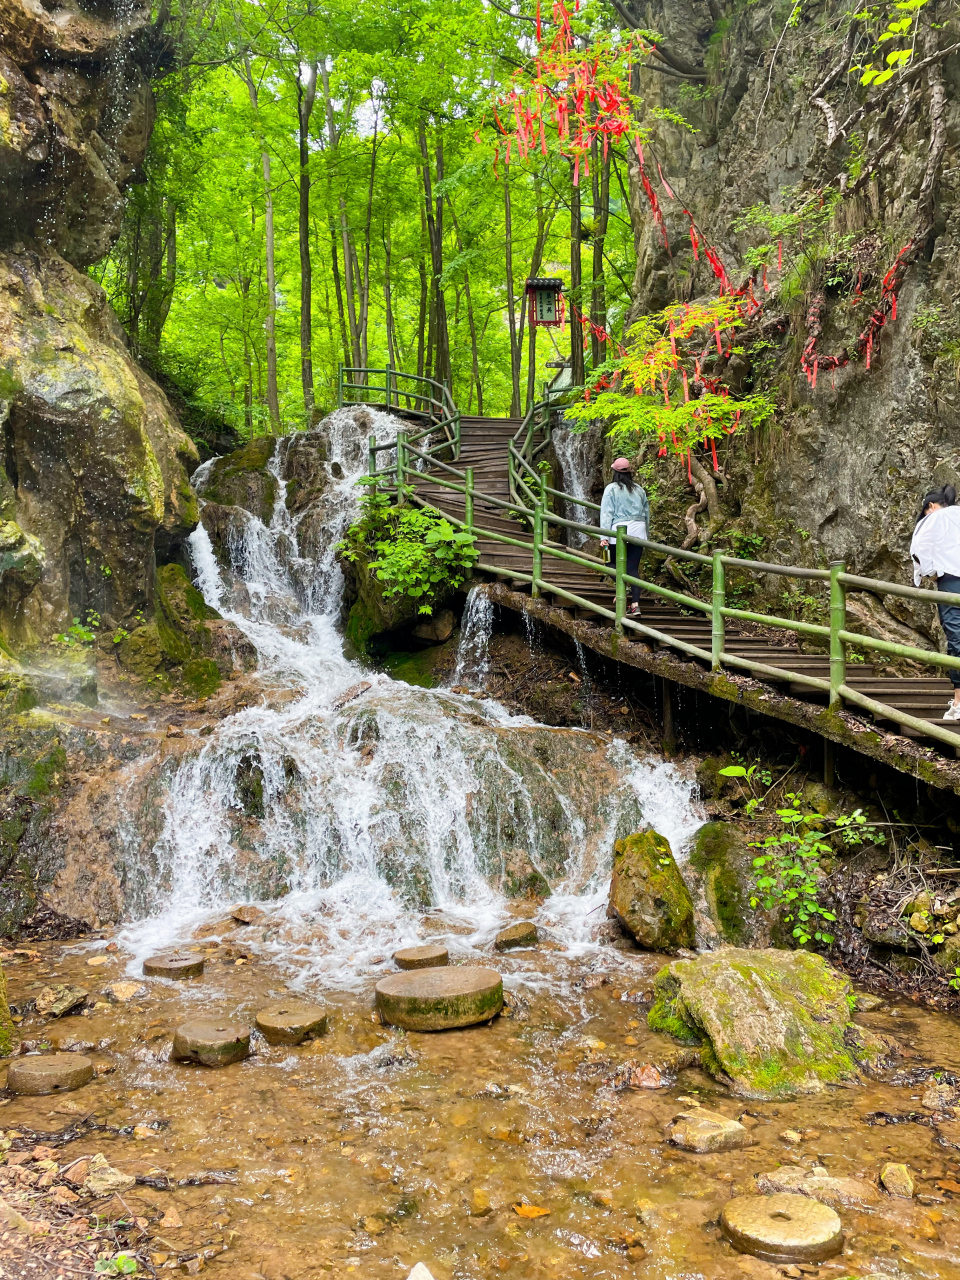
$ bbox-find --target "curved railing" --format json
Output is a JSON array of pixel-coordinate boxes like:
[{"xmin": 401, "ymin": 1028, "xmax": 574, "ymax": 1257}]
[
  {"xmin": 352, "ymin": 366, "xmax": 960, "ymax": 755},
  {"xmin": 338, "ymin": 364, "xmax": 460, "ymax": 472}
]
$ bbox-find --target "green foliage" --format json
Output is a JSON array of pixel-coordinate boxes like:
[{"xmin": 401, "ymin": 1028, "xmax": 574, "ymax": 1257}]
[
  {"xmin": 750, "ymin": 802, "xmax": 886, "ymax": 947},
  {"xmin": 340, "ymin": 480, "xmax": 478, "ymax": 613},
  {"xmin": 54, "ymin": 613, "xmax": 99, "ymax": 647},
  {"xmin": 854, "ymin": 0, "xmax": 929, "ymax": 85},
  {"xmin": 94, "ymin": 1256, "xmax": 138, "ymax": 1277}
]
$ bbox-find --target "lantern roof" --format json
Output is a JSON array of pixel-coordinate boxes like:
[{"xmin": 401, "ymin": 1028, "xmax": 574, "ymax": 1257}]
[{"xmin": 525, "ymin": 277, "xmax": 563, "ymax": 292}]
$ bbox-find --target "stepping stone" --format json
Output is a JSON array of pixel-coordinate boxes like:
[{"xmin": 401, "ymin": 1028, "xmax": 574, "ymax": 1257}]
[
  {"xmin": 666, "ymin": 1107, "xmax": 755, "ymax": 1153},
  {"xmin": 7, "ymin": 1053, "xmax": 95, "ymax": 1095},
  {"xmin": 720, "ymin": 1192, "xmax": 843, "ymax": 1263},
  {"xmin": 102, "ymin": 981, "xmax": 147, "ymax": 1004},
  {"xmin": 393, "ymin": 944, "xmax": 449, "ymax": 970},
  {"xmin": 494, "ymin": 921, "xmax": 538, "ymax": 951},
  {"xmin": 231, "ymin": 905, "xmax": 265, "ymax": 925},
  {"xmin": 35, "ymin": 984, "xmax": 88, "ymax": 1017},
  {"xmin": 255, "ymin": 1001, "xmax": 328, "ymax": 1045},
  {"xmin": 880, "ymin": 1161, "xmax": 915, "ymax": 1198},
  {"xmin": 143, "ymin": 951, "xmax": 205, "ymax": 979},
  {"xmin": 171, "ymin": 1019, "xmax": 250, "ymax": 1066},
  {"xmin": 376, "ymin": 966, "xmax": 503, "ymax": 1031}
]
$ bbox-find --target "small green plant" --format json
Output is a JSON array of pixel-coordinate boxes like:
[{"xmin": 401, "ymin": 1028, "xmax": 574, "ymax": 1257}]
[
  {"xmin": 729, "ymin": 530, "xmax": 765, "ymax": 560},
  {"xmin": 94, "ymin": 1256, "xmax": 138, "ymax": 1276},
  {"xmin": 339, "ymin": 479, "xmax": 478, "ymax": 614},
  {"xmin": 719, "ymin": 759, "xmax": 773, "ymax": 815},
  {"xmin": 55, "ymin": 612, "xmax": 100, "ymax": 646},
  {"xmin": 750, "ymin": 806, "xmax": 886, "ymax": 947}
]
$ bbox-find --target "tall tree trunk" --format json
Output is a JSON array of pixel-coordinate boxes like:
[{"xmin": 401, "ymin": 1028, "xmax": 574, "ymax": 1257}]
[
  {"xmin": 503, "ymin": 171, "xmax": 521, "ymax": 416},
  {"xmin": 329, "ymin": 218, "xmax": 350, "ymax": 363},
  {"xmin": 448, "ymin": 199, "xmax": 483, "ymax": 415},
  {"xmin": 524, "ymin": 170, "xmax": 557, "ymax": 410},
  {"xmin": 320, "ymin": 65, "xmax": 362, "ymax": 368},
  {"xmin": 419, "ymin": 120, "xmax": 450, "ymax": 389},
  {"xmin": 243, "ymin": 55, "xmax": 281, "ymax": 433},
  {"xmin": 383, "ymin": 228, "xmax": 397, "ymax": 369},
  {"xmin": 359, "ymin": 128, "xmax": 379, "ymax": 368},
  {"xmin": 297, "ymin": 61, "xmax": 318, "ymax": 424},
  {"xmin": 590, "ymin": 139, "xmax": 610, "ymax": 370},
  {"xmin": 569, "ymin": 164, "xmax": 585, "ymax": 389},
  {"xmin": 416, "ymin": 241, "xmax": 428, "ymax": 380}
]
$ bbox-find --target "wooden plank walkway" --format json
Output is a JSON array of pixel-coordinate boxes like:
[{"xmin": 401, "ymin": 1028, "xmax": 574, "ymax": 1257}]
[{"xmin": 413, "ymin": 415, "xmax": 960, "ymax": 751}]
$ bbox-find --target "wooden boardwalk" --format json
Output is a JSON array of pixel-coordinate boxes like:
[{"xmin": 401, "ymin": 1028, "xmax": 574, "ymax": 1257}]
[{"xmin": 414, "ymin": 415, "xmax": 960, "ymax": 751}]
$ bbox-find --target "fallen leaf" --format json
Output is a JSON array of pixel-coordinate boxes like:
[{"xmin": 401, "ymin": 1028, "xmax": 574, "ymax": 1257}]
[
  {"xmin": 512, "ymin": 1203, "xmax": 550, "ymax": 1219},
  {"xmin": 159, "ymin": 1206, "xmax": 183, "ymax": 1229},
  {"xmin": 936, "ymin": 1179, "xmax": 960, "ymax": 1194}
]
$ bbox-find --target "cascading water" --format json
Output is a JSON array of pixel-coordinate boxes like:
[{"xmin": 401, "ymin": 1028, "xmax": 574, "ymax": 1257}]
[
  {"xmin": 121, "ymin": 407, "xmax": 704, "ymax": 989},
  {"xmin": 452, "ymin": 585, "xmax": 494, "ymax": 686},
  {"xmin": 552, "ymin": 420, "xmax": 601, "ymax": 547}
]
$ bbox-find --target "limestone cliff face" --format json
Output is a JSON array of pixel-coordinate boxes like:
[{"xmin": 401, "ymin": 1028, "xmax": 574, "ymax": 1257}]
[
  {"xmin": 585, "ymin": 0, "xmax": 960, "ymax": 646},
  {"xmin": 0, "ymin": 0, "xmax": 197, "ymax": 645}
]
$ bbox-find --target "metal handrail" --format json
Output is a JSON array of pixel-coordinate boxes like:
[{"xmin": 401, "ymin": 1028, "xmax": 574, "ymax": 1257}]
[
  {"xmin": 338, "ymin": 363, "xmax": 461, "ymax": 461},
  {"xmin": 357, "ymin": 373, "xmax": 960, "ymax": 754}
]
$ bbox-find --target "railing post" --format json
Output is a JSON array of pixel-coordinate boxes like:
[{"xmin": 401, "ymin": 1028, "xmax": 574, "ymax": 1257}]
[
  {"xmin": 464, "ymin": 466, "xmax": 474, "ymax": 534},
  {"xmin": 532, "ymin": 501, "xmax": 543, "ymax": 597},
  {"xmin": 385, "ymin": 365, "xmax": 393, "ymax": 409},
  {"xmin": 711, "ymin": 549, "xmax": 725, "ymax": 672},
  {"xmin": 338, "ymin": 362, "xmax": 344, "ymax": 408},
  {"xmin": 368, "ymin": 434, "xmax": 377, "ymax": 479},
  {"xmin": 829, "ymin": 559, "xmax": 846, "ymax": 711},
  {"xmin": 396, "ymin": 429, "xmax": 407, "ymax": 491},
  {"xmin": 615, "ymin": 525, "xmax": 626, "ymax": 634}
]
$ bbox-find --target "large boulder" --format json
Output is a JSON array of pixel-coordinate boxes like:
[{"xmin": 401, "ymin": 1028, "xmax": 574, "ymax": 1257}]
[
  {"xmin": 647, "ymin": 946, "xmax": 890, "ymax": 1098},
  {"xmin": 198, "ymin": 436, "xmax": 278, "ymax": 525},
  {"xmin": 686, "ymin": 820, "xmax": 786, "ymax": 946},
  {"xmin": 606, "ymin": 830, "xmax": 695, "ymax": 953}
]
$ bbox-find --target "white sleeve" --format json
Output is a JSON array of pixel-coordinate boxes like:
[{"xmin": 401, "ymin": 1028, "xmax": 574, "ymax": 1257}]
[{"xmin": 910, "ymin": 515, "xmax": 936, "ymax": 586}]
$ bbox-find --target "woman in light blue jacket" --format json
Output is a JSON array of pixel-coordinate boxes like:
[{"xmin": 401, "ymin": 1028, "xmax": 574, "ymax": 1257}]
[{"xmin": 600, "ymin": 458, "xmax": 649, "ymax": 614}]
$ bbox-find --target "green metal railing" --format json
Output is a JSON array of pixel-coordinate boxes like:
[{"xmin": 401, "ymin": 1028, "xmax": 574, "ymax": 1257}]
[
  {"xmin": 338, "ymin": 365, "xmax": 461, "ymax": 472},
  {"xmin": 352, "ymin": 367, "xmax": 960, "ymax": 754}
]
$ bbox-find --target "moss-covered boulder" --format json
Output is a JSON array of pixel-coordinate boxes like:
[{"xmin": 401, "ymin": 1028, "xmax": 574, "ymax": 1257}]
[
  {"xmin": 200, "ymin": 436, "xmax": 277, "ymax": 524},
  {"xmin": 647, "ymin": 947, "xmax": 890, "ymax": 1098},
  {"xmin": 0, "ymin": 962, "xmax": 14, "ymax": 1057},
  {"xmin": 606, "ymin": 829, "xmax": 695, "ymax": 953},
  {"xmin": 342, "ymin": 547, "xmax": 428, "ymax": 656},
  {"xmin": 687, "ymin": 821, "xmax": 756, "ymax": 946}
]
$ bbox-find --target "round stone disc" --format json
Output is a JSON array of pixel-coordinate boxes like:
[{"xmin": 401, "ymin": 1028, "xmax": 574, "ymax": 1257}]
[
  {"xmin": 255, "ymin": 1001, "xmax": 328, "ymax": 1046},
  {"xmin": 393, "ymin": 945, "xmax": 449, "ymax": 971},
  {"xmin": 376, "ymin": 966, "xmax": 503, "ymax": 1031},
  {"xmin": 172, "ymin": 1019, "xmax": 250, "ymax": 1067},
  {"xmin": 721, "ymin": 1193, "xmax": 843, "ymax": 1264},
  {"xmin": 143, "ymin": 951, "xmax": 205, "ymax": 979},
  {"xmin": 7, "ymin": 1053, "xmax": 95, "ymax": 1096}
]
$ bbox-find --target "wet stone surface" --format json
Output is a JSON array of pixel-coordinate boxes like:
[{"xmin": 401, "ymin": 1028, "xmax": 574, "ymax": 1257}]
[
  {"xmin": 172, "ymin": 1019, "xmax": 251, "ymax": 1066},
  {"xmin": 376, "ymin": 966, "xmax": 504, "ymax": 1031},
  {"xmin": 143, "ymin": 951, "xmax": 205, "ymax": 979},
  {"xmin": 394, "ymin": 945, "xmax": 450, "ymax": 970},
  {"xmin": 255, "ymin": 1001, "xmax": 329, "ymax": 1045},
  {"xmin": 3, "ymin": 936, "xmax": 960, "ymax": 1279},
  {"xmin": 720, "ymin": 1191, "xmax": 844, "ymax": 1263},
  {"xmin": 7, "ymin": 1052, "xmax": 95, "ymax": 1095}
]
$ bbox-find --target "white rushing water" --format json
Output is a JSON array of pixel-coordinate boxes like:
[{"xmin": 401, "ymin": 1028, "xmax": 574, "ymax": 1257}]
[
  {"xmin": 121, "ymin": 407, "xmax": 704, "ymax": 988},
  {"xmin": 552, "ymin": 421, "xmax": 600, "ymax": 548}
]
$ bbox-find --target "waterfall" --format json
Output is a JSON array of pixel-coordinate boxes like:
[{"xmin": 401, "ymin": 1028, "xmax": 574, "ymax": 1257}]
[
  {"xmin": 119, "ymin": 407, "xmax": 704, "ymax": 989},
  {"xmin": 552, "ymin": 421, "xmax": 599, "ymax": 547}
]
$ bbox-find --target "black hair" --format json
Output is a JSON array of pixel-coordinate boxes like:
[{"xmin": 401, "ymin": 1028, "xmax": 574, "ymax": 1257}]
[
  {"xmin": 613, "ymin": 469, "xmax": 635, "ymax": 492},
  {"xmin": 918, "ymin": 484, "xmax": 957, "ymax": 524}
]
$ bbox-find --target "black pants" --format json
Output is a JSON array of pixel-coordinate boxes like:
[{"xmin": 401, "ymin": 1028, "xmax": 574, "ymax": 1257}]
[
  {"xmin": 938, "ymin": 574, "xmax": 960, "ymax": 689},
  {"xmin": 626, "ymin": 542, "xmax": 642, "ymax": 604}
]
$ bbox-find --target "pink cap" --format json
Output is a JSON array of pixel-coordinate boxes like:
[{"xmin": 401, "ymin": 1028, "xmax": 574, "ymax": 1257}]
[{"xmin": 611, "ymin": 457, "xmax": 631, "ymax": 471}]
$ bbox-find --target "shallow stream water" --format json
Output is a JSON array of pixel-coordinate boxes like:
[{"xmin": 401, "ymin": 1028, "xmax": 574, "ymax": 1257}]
[{"xmin": 4, "ymin": 410, "xmax": 960, "ymax": 1277}]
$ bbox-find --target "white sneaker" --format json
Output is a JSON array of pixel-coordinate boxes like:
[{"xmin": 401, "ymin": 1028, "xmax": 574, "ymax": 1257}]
[{"xmin": 944, "ymin": 702, "xmax": 960, "ymax": 721}]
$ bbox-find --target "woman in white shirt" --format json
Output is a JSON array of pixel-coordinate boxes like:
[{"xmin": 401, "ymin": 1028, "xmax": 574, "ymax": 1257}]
[{"xmin": 910, "ymin": 484, "xmax": 960, "ymax": 720}]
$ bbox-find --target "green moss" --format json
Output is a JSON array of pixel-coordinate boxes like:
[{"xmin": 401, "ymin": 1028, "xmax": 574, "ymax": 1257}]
[
  {"xmin": 503, "ymin": 868, "xmax": 551, "ymax": 899},
  {"xmin": 0, "ymin": 963, "xmax": 13, "ymax": 1058},
  {"xmin": 182, "ymin": 657, "xmax": 221, "ymax": 698},
  {"xmin": 608, "ymin": 830, "xmax": 695, "ymax": 951},
  {"xmin": 688, "ymin": 821, "xmax": 752, "ymax": 945},
  {"xmin": 203, "ymin": 436, "xmax": 278, "ymax": 522}
]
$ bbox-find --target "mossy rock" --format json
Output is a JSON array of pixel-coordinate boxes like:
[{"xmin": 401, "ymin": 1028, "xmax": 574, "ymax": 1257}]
[
  {"xmin": 116, "ymin": 564, "xmax": 223, "ymax": 696},
  {"xmin": 202, "ymin": 436, "xmax": 278, "ymax": 522},
  {"xmin": 0, "ymin": 963, "xmax": 14, "ymax": 1057},
  {"xmin": 606, "ymin": 829, "xmax": 695, "ymax": 953},
  {"xmin": 647, "ymin": 947, "xmax": 888, "ymax": 1099},
  {"xmin": 687, "ymin": 821, "xmax": 755, "ymax": 946},
  {"xmin": 182, "ymin": 657, "xmax": 221, "ymax": 698}
]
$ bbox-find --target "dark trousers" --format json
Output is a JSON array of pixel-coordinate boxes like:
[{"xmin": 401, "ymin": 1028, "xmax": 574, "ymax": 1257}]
[
  {"xmin": 626, "ymin": 543, "xmax": 642, "ymax": 604},
  {"xmin": 938, "ymin": 574, "xmax": 960, "ymax": 688}
]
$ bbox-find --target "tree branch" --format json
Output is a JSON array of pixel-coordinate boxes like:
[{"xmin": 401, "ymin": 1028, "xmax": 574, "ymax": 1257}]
[{"xmin": 833, "ymin": 39, "xmax": 960, "ymax": 145}]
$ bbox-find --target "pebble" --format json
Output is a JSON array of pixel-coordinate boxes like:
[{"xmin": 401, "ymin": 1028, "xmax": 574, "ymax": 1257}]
[
  {"xmin": 393, "ymin": 944, "xmax": 449, "ymax": 970},
  {"xmin": 7, "ymin": 1053, "xmax": 95, "ymax": 1096},
  {"xmin": 83, "ymin": 1153, "xmax": 136, "ymax": 1196},
  {"xmin": 102, "ymin": 981, "xmax": 147, "ymax": 1004},
  {"xmin": 494, "ymin": 921, "xmax": 539, "ymax": 951},
  {"xmin": 231, "ymin": 905, "xmax": 265, "ymax": 925},
  {"xmin": 255, "ymin": 1001, "xmax": 328, "ymax": 1045},
  {"xmin": 143, "ymin": 951, "xmax": 205, "ymax": 979},
  {"xmin": 375, "ymin": 966, "xmax": 503, "ymax": 1031},
  {"xmin": 34, "ymin": 985, "xmax": 88, "ymax": 1017},
  {"xmin": 880, "ymin": 1161, "xmax": 915, "ymax": 1198},
  {"xmin": 756, "ymin": 1165, "xmax": 879, "ymax": 1210},
  {"xmin": 172, "ymin": 1019, "xmax": 251, "ymax": 1067},
  {"xmin": 720, "ymin": 1192, "xmax": 843, "ymax": 1263},
  {"xmin": 666, "ymin": 1108, "xmax": 756, "ymax": 1153},
  {"xmin": 407, "ymin": 1267, "xmax": 435, "ymax": 1280}
]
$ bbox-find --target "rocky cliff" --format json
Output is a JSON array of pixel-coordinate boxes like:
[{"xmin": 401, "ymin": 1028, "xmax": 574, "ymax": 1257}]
[
  {"xmin": 0, "ymin": 0, "xmax": 197, "ymax": 647},
  {"xmin": 557, "ymin": 0, "xmax": 960, "ymax": 649}
]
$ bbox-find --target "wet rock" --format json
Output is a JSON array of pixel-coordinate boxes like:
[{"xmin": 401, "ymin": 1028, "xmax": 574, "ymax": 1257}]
[
  {"xmin": 922, "ymin": 1081, "xmax": 960, "ymax": 1112},
  {"xmin": 7, "ymin": 1053, "xmax": 94, "ymax": 1095},
  {"xmin": 230, "ymin": 905, "xmax": 265, "ymax": 925},
  {"xmin": 720, "ymin": 1192, "xmax": 843, "ymax": 1264},
  {"xmin": 860, "ymin": 913, "xmax": 919, "ymax": 952},
  {"xmin": 393, "ymin": 944, "xmax": 449, "ymax": 970},
  {"xmin": 407, "ymin": 1267, "xmax": 436, "ymax": 1280},
  {"xmin": 333, "ymin": 680, "xmax": 372, "ymax": 710},
  {"xmin": 143, "ymin": 952, "xmax": 205, "ymax": 979},
  {"xmin": 200, "ymin": 437, "xmax": 278, "ymax": 523},
  {"xmin": 102, "ymin": 981, "xmax": 147, "ymax": 1004},
  {"xmin": 666, "ymin": 1107, "xmax": 755, "ymax": 1153},
  {"xmin": 647, "ymin": 946, "xmax": 890, "ymax": 1099},
  {"xmin": 171, "ymin": 1019, "xmax": 250, "ymax": 1067},
  {"xmin": 494, "ymin": 921, "xmax": 539, "ymax": 951},
  {"xmin": 880, "ymin": 1162, "xmax": 915, "ymax": 1198},
  {"xmin": 756, "ymin": 1165, "xmax": 880, "ymax": 1210},
  {"xmin": 34, "ymin": 984, "xmax": 88, "ymax": 1017},
  {"xmin": 83, "ymin": 1153, "xmax": 136, "ymax": 1197},
  {"xmin": 255, "ymin": 1001, "xmax": 328, "ymax": 1046},
  {"xmin": 376, "ymin": 966, "xmax": 503, "ymax": 1031},
  {"xmin": 606, "ymin": 829, "xmax": 694, "ymax": 953},
  {"xmin": 852, "ymin": 991, "xmax": 884, "ymax": 1012},
  {"xmin": 686, "ymin": 820, "xmax": 762, "ymax": 945},
  {"xmin": 412, "ymin": 609, "xmax": 456, "ymax": 644},
  {"xmin": 613, "ymin": 1046, "xmax": 700, "ymax": 1090}
]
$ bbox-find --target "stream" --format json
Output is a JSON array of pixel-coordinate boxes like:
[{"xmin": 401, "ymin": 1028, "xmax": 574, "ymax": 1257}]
[{"xmin": 4, "ymin": 409, "xmax": 960, "ymax": 1277}]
